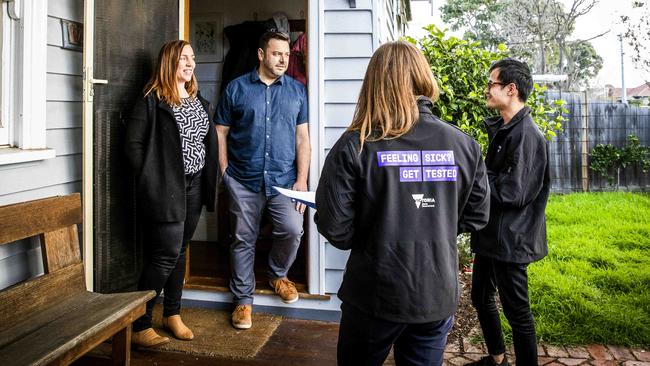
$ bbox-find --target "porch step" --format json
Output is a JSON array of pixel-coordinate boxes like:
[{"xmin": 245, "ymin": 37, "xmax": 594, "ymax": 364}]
[{"xmin": 185, "ymin": 276, "xmax": 331, "ymax": 301}]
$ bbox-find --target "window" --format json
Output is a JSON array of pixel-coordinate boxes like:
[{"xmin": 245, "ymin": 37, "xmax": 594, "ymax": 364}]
[
  {"xmin": 0, "ymin": 1, "xmax": 14, "ymax": 146},
  {"xmin": 0, "ymin": 0, "xmax": 53, "ymax": 164}
]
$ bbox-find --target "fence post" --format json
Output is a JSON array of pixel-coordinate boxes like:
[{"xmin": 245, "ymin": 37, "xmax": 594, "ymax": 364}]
[{"xmin": 581, "ymin": 90, "xmax": 589, "ymax": 192}]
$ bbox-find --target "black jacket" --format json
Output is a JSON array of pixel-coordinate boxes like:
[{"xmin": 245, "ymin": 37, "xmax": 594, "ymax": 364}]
[
  {"xmin": 220, "ymin": 20, "xmax": 275, "ymax": 93},
  {"xmin": 125, "ymin": 93, "xmax": 220, "ymax": 222},
  {"xmin": 471, "ymin": 107, "xmax": 550, "ymax": 263},
  {"xmin": 315, "ymin": 98, "xmax": 490, "ymax": 323}
]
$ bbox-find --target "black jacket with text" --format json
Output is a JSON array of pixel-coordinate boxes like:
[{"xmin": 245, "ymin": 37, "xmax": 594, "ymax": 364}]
[
  {"xmin": 470, "ymin": 106, "xmax": 550, "ymax": 263},
  {"xmin": 315, "ymin": 98, "xmax": 490, "ymax": 323},
  {"xmin": 125, "ymin": 93, "xmax": 220, "ymax": 222}
]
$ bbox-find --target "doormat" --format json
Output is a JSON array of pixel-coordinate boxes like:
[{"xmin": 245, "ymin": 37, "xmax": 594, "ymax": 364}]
[{"xmin": 151, "ymin": 304, "xmax": 283, "ymax": 359}]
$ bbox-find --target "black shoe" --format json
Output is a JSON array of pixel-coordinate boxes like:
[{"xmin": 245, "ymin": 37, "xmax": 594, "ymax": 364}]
[{"xmin": 465, "ymin": 355, "xmax": 510, "ymax": 366}]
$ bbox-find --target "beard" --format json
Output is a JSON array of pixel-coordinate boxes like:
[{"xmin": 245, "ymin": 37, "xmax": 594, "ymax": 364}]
[{"xmin": 262, "ymin": 60, "xmax": 287, "ymax": 78}]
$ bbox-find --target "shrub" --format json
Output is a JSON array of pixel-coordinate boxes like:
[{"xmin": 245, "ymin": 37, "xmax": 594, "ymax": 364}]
[
  {"xmin": 590, "ymin": 134, "xmax": 650, "ymax": 189},
  {"xmin": 457, "ymin": 233, "xmax": 473, "ymax": 271},
  {"xmin": 405, "ymin": 25, "xmax": 566, "ymax": 153}
]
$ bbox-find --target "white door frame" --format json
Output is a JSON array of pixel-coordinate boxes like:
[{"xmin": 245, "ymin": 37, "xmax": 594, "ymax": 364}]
[
  {"xmin": 180, "ymin": 0, "xmax": 325, "ymax": 296},
  {"xmin": 83, "ymin": 0, "xmax": 325, "ymax": 297},
  {"xmin": 82, "ymin": 0, "xmax": 108, "ymax": 291},
  {"xmin": 81, "ymin": 0, "xmax": 95, "ymax": 291},
  {"xmin": 308, "ymin": 0, "xmax": 324, "ymax": 295},
  {"xmin": 179, "ymin": 0, "xmax": 186, "ymax": 39}
]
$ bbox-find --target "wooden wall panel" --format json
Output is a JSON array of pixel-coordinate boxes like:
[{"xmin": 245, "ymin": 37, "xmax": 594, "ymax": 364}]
[
  {"xmin": 0, "ymin": 155, "xmax": 81, "ymax": 196},
  {"xmin": 324, "ymin": 80, "xmax": 363, "ymax": 103},
  {"xmin": 47, "ymin": 17, "xmax": 63, "ymax": 46},
  {"xmin": 47, "ymin": 102, "xmax": 83, "ymax": 129},
  {"xmin": 324, "ymin": 242, "xmax": 349, "ymax": 270},
  {"xmin": 324, "ymin": 10, "xmax": 372, "ymax": 33},
  {"xmin": 46, "ymin": 129, "xmax": 82, "ymax": 156},
  {"xmin": 325, "ymin": 0, "xmax": 372, "ymax": 10},
  {"xmin": 0, "ymin": 183, "xmax": 81, "ymax": 207},
  {"xmin": 47, "ymin": 0, "xmax": 83, "ymax": 22},
  {"xmin": 324, "ymin": 58, "xmax": 370, "ymax": 80},
  {"xmin": 47, "ymin": 46, "xmax": 82, "ymax": 75},
  {"xmin": 324, "ymin": 103, "xmax": 356, "ymax": 128},
  {"xmin": 325, "ymin": 269, "xmax": 344, "ymax": 294},
  {"xmin": 46, "ymin": 74, "xmax": 83, "ymax": 102},
  {"xmin": 324, "ymin": 34, "xmax": 373, "ymax": 57}
]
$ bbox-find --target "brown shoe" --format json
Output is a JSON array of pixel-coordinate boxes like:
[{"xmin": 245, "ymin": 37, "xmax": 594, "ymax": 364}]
[
  {"xmin": 132, "ymin": 328, "xmax": 170, "ymax": 348},
  {"xmin": 232, "ymin": 304, "xmax": 252, "ymax": 329},
  {"xmin": 269, "ymin": 277, "xmax": 299, "ymax": 304},
  {"xmin": 162, "ymin": 314, "xmax": 194, "ymax": 340}
]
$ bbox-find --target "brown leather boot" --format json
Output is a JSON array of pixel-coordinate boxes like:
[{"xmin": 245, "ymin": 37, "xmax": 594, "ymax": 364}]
[
  {"xmin": 269, "ymin": 277, "xmax": 299, "ymax": 303},
  {"xmin": 231, "ymin": 304, "xmax": 252, "ymax": 329},
  {"xmin": 131, "ymin": 328, "xmax": 170, "ymax": 348},
  {"xmin": 162, "ymin": 315, "xmax": 194, "ymax": 340}
]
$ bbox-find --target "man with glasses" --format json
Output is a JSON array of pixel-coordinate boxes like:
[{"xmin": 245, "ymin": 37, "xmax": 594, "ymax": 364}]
[
  {"xmin": 216, "ymin": 31, "xmax": 310, "ymax": 330},
  {"xmin": 467, "ymin": 58, "xmax": 550, "ymax": 366}
]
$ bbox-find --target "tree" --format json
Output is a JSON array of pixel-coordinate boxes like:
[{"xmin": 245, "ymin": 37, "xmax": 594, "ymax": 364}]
[
  {"xmin": 554, "ymin": 41, "xmax": 603, "ymax": 89},
  {"xmin": 439, "ymin": 0, "xmax": 602, "ymax": 88},
  {"xmin": 499, "ymin": 0, "xmax": 565, "ymax": 74},
  {"xmin": 439, "ymin": 0, "xmax": 505, "ymax": 50},
  {"xmin": 499, "ymin": 0, "xmax": 598, "ymax": 75},
  {"xmin": 405, "ymin": 25, "xmax": 566, "ymax": 153},
  {"xmin": 566, "ymin": 42, "xmax": 603, "ymax": 88},
  {"xmin": 620, "ymin": 0, "xmax": 650, "ymax": 77}
]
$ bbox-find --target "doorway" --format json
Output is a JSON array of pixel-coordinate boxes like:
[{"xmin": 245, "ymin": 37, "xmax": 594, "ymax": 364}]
[{"xmin": 184, "ymin": 0, "xmax": 311, "ymax": 297}]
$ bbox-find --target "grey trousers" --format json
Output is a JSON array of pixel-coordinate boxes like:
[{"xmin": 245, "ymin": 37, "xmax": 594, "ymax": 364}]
[{"xmin": 224, "ymin": 172, "xmax": 304, "ymax": 305}]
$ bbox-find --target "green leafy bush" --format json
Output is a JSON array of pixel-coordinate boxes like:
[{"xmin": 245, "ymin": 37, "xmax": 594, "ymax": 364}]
[
  {"xmin": 405, "ymin": 25, "xmax": 566, "ymax": 152},
  {"xmin": 457, "ymin": 233, "xmax": 472, "ymax": 271},
  {"xmin": 590, "ymin": 134, "xmax": 650, "ymax": 189}
]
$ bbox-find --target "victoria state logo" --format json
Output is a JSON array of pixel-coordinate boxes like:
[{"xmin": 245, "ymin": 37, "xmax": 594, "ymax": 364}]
[{"xmin": 411, "ymin": 194, "xmax": 436, "ymax": 208}]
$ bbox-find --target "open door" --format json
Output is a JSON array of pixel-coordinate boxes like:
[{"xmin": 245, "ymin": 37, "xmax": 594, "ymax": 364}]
[
  {"xmin": 183, "ymin": 0, "xmax": 327, "ymax": 300},
  {"xmin": 84, "ymin": 0, "xmax": 180, "ymax": 293}
]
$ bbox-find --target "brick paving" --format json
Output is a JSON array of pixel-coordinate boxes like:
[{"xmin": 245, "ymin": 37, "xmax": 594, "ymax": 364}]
[{"xmin": 442, "ymin": 338, "xmax": 650, "ymax": 366}]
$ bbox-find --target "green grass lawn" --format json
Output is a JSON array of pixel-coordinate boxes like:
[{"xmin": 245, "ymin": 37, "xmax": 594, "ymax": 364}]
[{"xmin": 522, "ymin": 192, "xmax": 650, "ymax": 346}]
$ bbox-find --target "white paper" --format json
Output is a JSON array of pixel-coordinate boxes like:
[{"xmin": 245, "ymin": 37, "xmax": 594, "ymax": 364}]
[{"xmin": 273, "ymin": 186, "xmax": 316, "ymax": 209}]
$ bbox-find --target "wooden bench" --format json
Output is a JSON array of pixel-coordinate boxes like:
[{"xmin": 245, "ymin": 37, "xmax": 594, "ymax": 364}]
[{"xmin": 0, "ymin": 193, "xmax": 155, "ymax": 366}]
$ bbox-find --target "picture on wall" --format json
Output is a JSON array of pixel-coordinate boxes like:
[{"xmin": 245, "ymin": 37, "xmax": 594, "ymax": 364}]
[
  {"xmin": 61, "ymin": 19, "xmax": 83, "ymax": 52},
  {"xmin": 190, "ymin": 12, "xmax": 224, "ymax": 63}
]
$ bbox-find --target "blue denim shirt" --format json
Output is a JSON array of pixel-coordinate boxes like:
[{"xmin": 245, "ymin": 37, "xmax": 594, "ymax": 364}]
[{"xmin": 216, "ymin": 70, "xmax": 308, "ymax": 196}]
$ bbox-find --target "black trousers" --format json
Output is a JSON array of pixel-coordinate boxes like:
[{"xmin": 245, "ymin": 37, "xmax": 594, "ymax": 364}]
[
  {"xmin": 337, "ymin": 302, "xmax": 454, "ymax": 366},
  {"xmin": 471, "ymin": 254, "xmax": 538, "ymax": 366},
  {"xmin": 133, "ymin": 171, "xmax": 203, "ymax": 332}
]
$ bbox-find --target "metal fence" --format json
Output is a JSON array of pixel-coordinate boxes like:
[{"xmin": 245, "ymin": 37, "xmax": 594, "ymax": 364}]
[{"xmin": 547, "ymin": 92, "xmax": 650, "ymax": 193}]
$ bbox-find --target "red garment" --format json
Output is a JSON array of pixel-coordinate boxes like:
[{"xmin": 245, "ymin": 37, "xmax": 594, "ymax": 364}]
[{"xmin": 287, "ymin": 33, "xmax": 307, "ymax": 85}]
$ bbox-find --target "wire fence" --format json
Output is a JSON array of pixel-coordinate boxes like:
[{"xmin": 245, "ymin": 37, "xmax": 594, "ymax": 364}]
[{"xmin": 547, "ymin": 92, "xmax": 650, "ymax": 193}]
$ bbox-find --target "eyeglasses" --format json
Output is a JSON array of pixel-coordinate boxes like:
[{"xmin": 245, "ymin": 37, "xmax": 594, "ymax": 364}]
[{"xmin": 487, "ymin": 80, "xmax": 509, "ymax": 89}]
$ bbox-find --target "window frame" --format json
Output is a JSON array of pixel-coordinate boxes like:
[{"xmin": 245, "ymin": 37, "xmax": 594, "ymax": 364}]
[
  {"xmin": 0, "ymin": 0, "xmax": 54, "ymax": 165},
  {"xmin": 0, "ymin": 1, "xmax": 14, "ymax": 146}
]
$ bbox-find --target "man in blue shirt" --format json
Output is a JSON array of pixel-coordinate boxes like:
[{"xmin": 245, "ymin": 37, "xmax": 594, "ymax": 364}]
[{"xmin": 216, "ymin": 31, "xmax": 310, "ymax": 330}]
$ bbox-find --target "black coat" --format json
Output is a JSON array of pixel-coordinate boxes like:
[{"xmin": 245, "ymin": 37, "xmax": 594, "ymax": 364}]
[
  {"xmin": 315, "ymin": 97, "xmax": 490, "ymax": 323},
  {"xmin": 125, "ymin": 93, "xmax": 220, "ymax": 222},
  {"xmin": 220, "ymin": 20, "xmax": 275, "ymax": 93},
  {"xmin": 471, "ymin": 107, "xmax": 550, "ymax": 263}
]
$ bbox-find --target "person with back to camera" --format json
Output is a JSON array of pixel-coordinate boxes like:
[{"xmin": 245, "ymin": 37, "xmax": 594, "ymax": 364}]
[
  {"xmin": 466, "ymin": 58, "xmax": 550, "ymax": 366},
  {"xmin": 315, "ymin": 41, "xmax": 491, "ymax": 366},
  {"xmin": 125, "ymin": 40, "xmax": 220, "ymax": 347}
]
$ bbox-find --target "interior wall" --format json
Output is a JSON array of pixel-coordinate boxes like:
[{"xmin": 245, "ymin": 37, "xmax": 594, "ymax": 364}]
[
  {"xmin": 189, "ymin": 0, "xmax": 307, "ymax": 242},
  {"xmin": 190, "ymin": 0, "xmax": 306, "ymax": 106}
]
